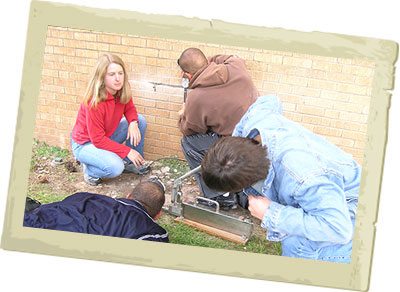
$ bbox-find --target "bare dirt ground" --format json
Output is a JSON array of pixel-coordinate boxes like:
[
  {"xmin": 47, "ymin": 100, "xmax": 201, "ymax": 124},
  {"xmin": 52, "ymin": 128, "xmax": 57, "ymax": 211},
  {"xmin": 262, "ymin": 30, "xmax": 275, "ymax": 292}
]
[
  {"xmin": 28, "ymin": 153, "xmax": 266, "ymax": 239},
  {"xmin": 30, "ymin": 155, "xmax": 202, "ymax": 204}
]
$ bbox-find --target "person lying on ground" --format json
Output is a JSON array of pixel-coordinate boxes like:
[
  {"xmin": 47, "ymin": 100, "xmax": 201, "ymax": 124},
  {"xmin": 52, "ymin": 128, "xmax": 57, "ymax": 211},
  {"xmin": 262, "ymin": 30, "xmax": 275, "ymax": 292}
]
[{"xmin": 23, "ymin": 178, "xmax": 168, "ymax": 242}]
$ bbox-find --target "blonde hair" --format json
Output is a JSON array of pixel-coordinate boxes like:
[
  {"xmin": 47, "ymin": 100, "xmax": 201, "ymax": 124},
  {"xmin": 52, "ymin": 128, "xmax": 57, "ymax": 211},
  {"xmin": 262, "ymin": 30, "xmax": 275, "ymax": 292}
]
[{"xmin": 83, "ymin": 54, "xmax": 131, "ymax": 108}]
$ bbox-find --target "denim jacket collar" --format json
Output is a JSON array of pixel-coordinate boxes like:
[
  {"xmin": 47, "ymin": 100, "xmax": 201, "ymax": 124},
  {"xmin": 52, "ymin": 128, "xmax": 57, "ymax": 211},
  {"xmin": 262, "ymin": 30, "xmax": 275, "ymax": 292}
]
[{"xmin": 243, "ymin": 127, "xmax": 275, "ymax": 194}]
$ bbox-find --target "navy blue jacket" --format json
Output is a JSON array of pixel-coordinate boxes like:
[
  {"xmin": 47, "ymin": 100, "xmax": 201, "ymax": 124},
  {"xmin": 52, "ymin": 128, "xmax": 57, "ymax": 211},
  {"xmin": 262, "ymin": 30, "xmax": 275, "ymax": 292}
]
[{"xmin": 23, "ymin": 192, "xmax": 169, "ymax": 243}]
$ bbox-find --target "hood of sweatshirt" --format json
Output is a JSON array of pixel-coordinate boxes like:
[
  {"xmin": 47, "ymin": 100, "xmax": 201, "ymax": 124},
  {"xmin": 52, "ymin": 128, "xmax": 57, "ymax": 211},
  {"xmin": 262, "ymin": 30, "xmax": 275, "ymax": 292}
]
[{"xmin": 189, "ymin": 62, "xmax": 228, "ymax": 89}]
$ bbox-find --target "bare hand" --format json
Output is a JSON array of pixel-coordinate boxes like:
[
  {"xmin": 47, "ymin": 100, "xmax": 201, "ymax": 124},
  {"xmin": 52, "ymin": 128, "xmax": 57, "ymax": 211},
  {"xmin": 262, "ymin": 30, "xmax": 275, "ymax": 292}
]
[
  {"xmin": 178, "ymin": 104, "xmax": 186, "ymax": 117},
  {"xmin": 127, "ymin": 121, "xmax": 141, "ymax": 147},
  {"xmin": 248, "ymin": 195, "xmax": 271, "ymax": 220},
  {"xmin": 127, "ymin": 149, "xmax": 144, "ymax": 168}
]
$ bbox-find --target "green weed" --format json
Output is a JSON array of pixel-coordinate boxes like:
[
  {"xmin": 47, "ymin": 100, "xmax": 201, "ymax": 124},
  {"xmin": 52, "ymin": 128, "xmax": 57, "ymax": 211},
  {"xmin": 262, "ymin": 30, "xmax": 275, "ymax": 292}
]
[
  {"xmin": 30, "ymin": 139, "xmax": 70, "ymax": 170},
  {"xmin": 27, "ymin": 191, "xmax": 69, "ymax": 204},
  {"xmin": 152, "ymin": 156, "xmax": 191, "ymax": 179},
  {"xmin": 158, "ymin": 214, "xmax": 282, "ymax": 255}
]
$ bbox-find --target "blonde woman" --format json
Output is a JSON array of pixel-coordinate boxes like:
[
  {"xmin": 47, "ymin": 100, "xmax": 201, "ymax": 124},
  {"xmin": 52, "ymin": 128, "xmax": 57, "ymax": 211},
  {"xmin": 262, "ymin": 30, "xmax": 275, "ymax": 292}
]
[{"xmin": 71, "ymin": 54, "xmax": 150, "ymax": 186}]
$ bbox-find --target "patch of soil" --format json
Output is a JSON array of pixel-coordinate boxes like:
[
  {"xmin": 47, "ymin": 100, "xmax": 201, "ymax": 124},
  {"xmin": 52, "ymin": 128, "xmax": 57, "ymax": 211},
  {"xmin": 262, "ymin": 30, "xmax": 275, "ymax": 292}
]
[{"xmin": 28, "ymin": 153, "xmax": 267, "ymax": 239}]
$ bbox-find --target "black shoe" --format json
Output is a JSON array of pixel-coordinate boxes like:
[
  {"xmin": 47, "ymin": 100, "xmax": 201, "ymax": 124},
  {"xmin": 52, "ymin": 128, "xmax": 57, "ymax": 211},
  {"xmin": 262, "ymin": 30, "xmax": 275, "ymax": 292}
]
[
  {"xmin": 123, "ymin": 163, "xmax": 151, "ymax": 175},
  {"xmin": 25, "ymin": 197, "xmax": 41, "ymax": 212},
  {"xmin": 214, "ymin": 192, "xmax": 238, "ymax": 210},
  {"xmin": 197, "ymin": 193, "xmax": 238, "ymax": 210}
]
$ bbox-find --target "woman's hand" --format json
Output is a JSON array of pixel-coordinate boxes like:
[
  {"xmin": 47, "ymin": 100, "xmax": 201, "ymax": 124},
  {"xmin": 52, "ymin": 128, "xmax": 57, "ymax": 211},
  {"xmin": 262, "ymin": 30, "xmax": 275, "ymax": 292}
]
[
  {"xmin": 248, "ymin": 195, "xmax": 271, "ymax": 220},
  {"xmin": 127, "ymin": 121, "xmax": 141, "ymax": 147},
  {"xmin": 127, "ymin": 149, "xmax": 144, "ymax": 168}
]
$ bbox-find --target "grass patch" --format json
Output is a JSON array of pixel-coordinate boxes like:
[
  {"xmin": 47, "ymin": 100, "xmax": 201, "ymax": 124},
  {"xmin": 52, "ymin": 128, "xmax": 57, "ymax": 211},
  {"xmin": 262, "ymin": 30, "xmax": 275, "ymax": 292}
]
[
  {"xmin": 158, "ymin": 213, "xmax": 282, "ymax": 255},
  {"xmin": 28, "ymin": 140, "xmax": 282, "ymax": 256},
  {"xmin": 28, "ymin": 191, "xmax": 69, "ymax": 204},
  {"xmin": 33, "ymin": 138, "xmax": 70, "ymax": 159},
  {"xmin": 28, "ymin": 139, "xmax": 72, "ymax": 203},
  {"xmin": 30, "ymin": 139, "xmax": 70, "ymax": 170},
  {"xmin": 68, "ymin": 174, "xmax": 78, "ymax": 182},
  {"xmin": 152, "ymin": 156, "xmax": 191, "ymax": 179},
  {"xmin": 28, "ymin": 175, "xmax": 71, "ymax": 203}
]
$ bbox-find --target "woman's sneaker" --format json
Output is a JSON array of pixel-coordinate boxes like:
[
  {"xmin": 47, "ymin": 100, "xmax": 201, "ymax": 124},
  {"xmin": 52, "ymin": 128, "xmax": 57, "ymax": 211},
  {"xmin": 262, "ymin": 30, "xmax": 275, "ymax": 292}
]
[
  {"xmin": 84, "ymin": 172, "xmax": 102, "ymax": 186},
  {"xmin": 123, "ymin": 163, "xmax": 151, "ymax": 175},
  {"xmin": 82, "ymin": 163, "xmax": 102, "ymax": 186}
]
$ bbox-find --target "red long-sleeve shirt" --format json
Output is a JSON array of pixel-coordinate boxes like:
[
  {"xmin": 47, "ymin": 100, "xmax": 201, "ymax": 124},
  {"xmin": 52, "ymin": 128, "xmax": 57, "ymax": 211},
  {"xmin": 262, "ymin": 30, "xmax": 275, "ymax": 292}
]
[{"xmin": 71, "ymin": 91, "xmax": 138, "ymax": 159}]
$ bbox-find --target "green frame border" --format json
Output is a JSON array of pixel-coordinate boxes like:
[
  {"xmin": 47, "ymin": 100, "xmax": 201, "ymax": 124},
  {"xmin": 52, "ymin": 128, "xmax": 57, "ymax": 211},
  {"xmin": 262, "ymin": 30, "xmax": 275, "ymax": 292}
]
[{"xmin": 1, "ymin": 1, "xmax": 398, "ymax": 290}]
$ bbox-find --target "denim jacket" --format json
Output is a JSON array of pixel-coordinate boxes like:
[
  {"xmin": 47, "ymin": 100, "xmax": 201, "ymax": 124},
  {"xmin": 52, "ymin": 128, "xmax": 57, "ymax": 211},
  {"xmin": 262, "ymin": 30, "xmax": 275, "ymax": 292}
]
[{"xmin": 233, "ymin": 95, "xmax": 361, "ymax": 244}]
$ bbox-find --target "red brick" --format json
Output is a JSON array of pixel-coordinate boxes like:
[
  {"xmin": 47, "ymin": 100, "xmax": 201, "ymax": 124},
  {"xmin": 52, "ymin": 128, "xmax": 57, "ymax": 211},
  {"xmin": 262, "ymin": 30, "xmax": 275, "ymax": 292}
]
[
  {"xmin": 121, "ymin": 36, "xmax": 146, "ymax": 47},
  {"xmin": 145, "ymin": 138, "xmax": 165, "ymax": 147},
  {"xmin": 36, "ymin": 34, "xmax": 371, "ymax": 165},
  {"xmin": 76, "ymin": 49, "xmax": 99, "ymax": 59},
  {"xmin": 144, "ymin": 107, "xmax": 170, "ymax": 118},
  {"xmin": 296, "ymin": 105, "xmax": 325, "ymax": 117},
  {"xmin": 302, "ymin": 115, "xmax": 331, "ymax": 127},
  {"xmin": 147, "ymin": 124, "xmax": 166, "ymax": 133},
  {"xmin": 164, "ymin": 141, "xmax": 182, "ymax": 152},
  {"xmin": 54, "ymin": 78, "xmax": 75, "ymax": 88},
  {"xmin": 110, "ymin": 44, "xmax": 132, "ymax": 54},
  {"xmin": 46, "ymin": 37, "xmax": 64, "ymax": 46},
  {"xmin": 44, "ymin": 54, "xmax": 64, "ymax": 63},
  {"xmin": 41, "ymin": 76, "xmax": 54, "ymax": 85},
  {"xmin": 146, "ymin": 131, "xmax": 160, "ymax": 140},
  {"xmin": 147, "ymin": 39, "xmax": 172, "ymax": 50},
  {"xmin": 312, "ymin": 61, "xmax": 342, "ymax": 73},
  {"xmin": 314, "ymin": 126, "xmax": 342, "ymax": 137},
  {"xmin": 74, "ymin": 32, "xmax": 97, "ymax": 42},
  {"xmin": 53, "ymin": 62, "xmax": 75, "ymax": 72},
  {"xmin": 64, "ymin": 39, "xmax": 86, "ymax": 48},
  {"xmin": 98, "ymin": 34, "xmax": 121, "ymax": 44},
  {"xmin": 283, "ymin": 56, "xmax": 312, "ymax": 68},
  {"xmin": 342, "ymin": 130, "xmax": 367, "ymax": 141},
  {"xmin": 86, "ymin": 42, "xmax": 109, "ymax": 51},
  {"xmin": 50, "ymin": 28, "xmax": 74, "ymax": 39},
  {"xmin": 56, "ymin": 108, "xmax": 77, "ymax": 118},
  {"xmin": 155, "ymin": 117, "xmax": 179, "ymax": 128},
  {"xmin": 54, "ymin": 47, "xmax": 75, "ymax": 56}
]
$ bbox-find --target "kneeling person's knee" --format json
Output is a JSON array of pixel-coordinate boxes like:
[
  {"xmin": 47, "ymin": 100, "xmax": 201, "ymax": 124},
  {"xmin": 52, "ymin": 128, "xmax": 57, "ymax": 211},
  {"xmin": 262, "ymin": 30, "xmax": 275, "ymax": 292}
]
[{"xmin": 103, "ymin": 160, "xmax": 125, "ymax": 178}]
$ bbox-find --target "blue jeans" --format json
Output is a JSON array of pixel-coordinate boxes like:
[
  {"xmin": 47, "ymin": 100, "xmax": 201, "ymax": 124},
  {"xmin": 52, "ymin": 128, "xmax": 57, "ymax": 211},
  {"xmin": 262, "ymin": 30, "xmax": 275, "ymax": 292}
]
[
  {"xmin": 181, "ymin": 132, "xmax": 225, "ymax": 199},
  {"xmin": 71, "ymin": 114, "xmax": 147, "ymax": 179}
]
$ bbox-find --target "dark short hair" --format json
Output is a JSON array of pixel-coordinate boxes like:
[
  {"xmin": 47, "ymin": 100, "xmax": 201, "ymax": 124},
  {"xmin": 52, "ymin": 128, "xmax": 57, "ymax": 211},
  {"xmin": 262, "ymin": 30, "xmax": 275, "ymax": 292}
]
[
  {"xmin": 129, "ymin": 181, "xmax": 165, "ymax": 218},
  {"xmin": 201, "ymin": 136, "xmax": 270, "ymax": 192},
  {"xmin": 177, "ymin": 48, "xmax": 208, "ymax": 75}
]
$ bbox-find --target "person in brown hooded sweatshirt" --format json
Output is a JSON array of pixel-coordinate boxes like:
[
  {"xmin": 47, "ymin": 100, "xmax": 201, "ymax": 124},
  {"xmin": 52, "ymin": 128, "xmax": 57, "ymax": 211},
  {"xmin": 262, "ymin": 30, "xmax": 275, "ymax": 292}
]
[{"xmin": 177, "ymin": 48, "xmax": 259, "ymax": 209}]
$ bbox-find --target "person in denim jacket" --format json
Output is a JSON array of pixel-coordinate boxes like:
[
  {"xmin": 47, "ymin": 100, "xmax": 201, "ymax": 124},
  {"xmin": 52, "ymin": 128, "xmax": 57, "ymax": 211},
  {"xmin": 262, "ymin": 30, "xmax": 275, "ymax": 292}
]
[{"xmin": 201, "ymin": 95, "xmax": 360, "ymax": 263}]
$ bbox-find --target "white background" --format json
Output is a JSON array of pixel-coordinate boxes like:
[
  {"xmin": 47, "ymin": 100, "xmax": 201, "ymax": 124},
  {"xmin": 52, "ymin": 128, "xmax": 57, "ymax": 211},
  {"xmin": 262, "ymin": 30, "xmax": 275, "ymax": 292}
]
[{"xmin": 0, "ymin": 1, "xmax": 398, "ymax": 291}]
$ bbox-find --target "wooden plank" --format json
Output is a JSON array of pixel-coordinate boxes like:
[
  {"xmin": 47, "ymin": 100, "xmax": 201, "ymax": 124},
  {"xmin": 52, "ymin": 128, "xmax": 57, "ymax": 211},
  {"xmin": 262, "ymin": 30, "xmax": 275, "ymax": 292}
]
[{"xmin": 174, "ymin": 217, "xmax": 249, "ymax": 245}]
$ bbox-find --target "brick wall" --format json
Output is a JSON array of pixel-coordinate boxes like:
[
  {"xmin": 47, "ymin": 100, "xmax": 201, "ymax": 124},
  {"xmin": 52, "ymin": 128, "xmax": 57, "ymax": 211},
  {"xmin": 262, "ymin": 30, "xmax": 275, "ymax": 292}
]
[{"xmin": 36, "ymin": 26, "xmax": 374, "ymax": 164}]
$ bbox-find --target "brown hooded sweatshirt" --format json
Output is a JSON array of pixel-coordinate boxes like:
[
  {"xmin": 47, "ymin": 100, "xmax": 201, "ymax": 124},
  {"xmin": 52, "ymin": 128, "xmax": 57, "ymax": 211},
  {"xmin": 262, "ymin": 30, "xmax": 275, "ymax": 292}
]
[{"xmin": 178, "ymin": 55, "xmax": 259, "ymax": 136}]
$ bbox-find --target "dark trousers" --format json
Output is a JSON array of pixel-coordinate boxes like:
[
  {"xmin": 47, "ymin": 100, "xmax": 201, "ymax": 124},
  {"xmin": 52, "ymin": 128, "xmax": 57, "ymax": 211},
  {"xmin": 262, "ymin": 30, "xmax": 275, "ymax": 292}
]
[{"xmin": 181, "ymin": 133, "xmax": 224, "ymax": 199}]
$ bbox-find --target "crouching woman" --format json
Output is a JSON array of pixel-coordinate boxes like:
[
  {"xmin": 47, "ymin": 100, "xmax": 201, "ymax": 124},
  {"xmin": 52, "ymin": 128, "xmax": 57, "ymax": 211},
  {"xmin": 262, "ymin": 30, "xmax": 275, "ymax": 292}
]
[{"xmin": 71, "ymin": 54, "xmax": 150, "ymax": 186}]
